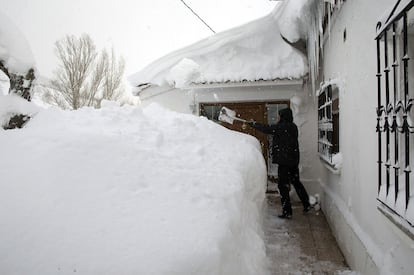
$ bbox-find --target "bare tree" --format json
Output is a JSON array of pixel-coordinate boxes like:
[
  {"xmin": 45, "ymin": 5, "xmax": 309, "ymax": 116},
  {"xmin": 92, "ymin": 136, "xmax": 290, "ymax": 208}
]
[
  {"xmin": 97, "ymin": 48, "xmax": 125, "ymax": 108},
  {"xmin": 46, "ymin": 34, "xmax": 125, "ymax": 110},
  {"xmin": 51, "ymin": 34, "xmax": 96, "ymax": 109}
]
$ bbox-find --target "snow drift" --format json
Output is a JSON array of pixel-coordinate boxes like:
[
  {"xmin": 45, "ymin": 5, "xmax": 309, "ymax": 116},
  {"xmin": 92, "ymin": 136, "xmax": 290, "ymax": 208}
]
[{"xmin": 0, "ymin": 98, "xmax": 269, "ymax": 275}]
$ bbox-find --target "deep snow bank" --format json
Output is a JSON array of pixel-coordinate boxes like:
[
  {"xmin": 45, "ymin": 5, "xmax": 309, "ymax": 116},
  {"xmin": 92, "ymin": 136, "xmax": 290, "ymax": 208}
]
[
  {"xmin": 0, "ymin": 94, "xmax": 41, "ymax": 127},
  {"xmin": 0, "ymin": 101, "xmax": 268, "ymax": 275}
]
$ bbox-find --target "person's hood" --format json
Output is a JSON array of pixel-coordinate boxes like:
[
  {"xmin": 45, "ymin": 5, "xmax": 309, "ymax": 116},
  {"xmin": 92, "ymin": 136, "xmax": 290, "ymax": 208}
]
[{"xmin": 279, "ymin": 108, "xmax": 293, "ymax": 123}]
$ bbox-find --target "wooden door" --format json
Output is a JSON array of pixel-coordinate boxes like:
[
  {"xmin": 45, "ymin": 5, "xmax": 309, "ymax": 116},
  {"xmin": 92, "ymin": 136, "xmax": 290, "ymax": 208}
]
[
  {"xmin": 199, "ymin": 101, "xmax": 289, "ymax": 167},
  {"xmin": 200, "ymin": 101, "xmax": 289, "ymax": 192},
  {"xmin": 214, "ymin": 102, "xmax": 268, "ymax": 161}
]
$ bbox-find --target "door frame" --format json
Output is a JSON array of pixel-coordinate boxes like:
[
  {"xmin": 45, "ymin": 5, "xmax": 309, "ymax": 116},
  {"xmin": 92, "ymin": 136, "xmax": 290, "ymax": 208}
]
[{"xmin": 199, "ymin": 100, "xmax": 290, "ymax": 178}]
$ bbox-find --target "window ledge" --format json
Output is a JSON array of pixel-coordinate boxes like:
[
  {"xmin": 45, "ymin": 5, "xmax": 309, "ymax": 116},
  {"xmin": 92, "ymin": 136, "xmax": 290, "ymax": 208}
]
[
  {"xmin": 377, "ymin": 201, "xmax": 414, "ymax": 241},
  {"xmin": 319, "ymin": 156, "xmax": 341, "ymax": 174}
]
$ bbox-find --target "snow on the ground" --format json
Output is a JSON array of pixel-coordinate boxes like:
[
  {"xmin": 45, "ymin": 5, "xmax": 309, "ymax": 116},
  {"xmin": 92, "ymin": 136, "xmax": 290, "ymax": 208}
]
[
  {"xmin": 0, "ymin": 97, "xmax": 269, "ymax": 275},
  {"xmin": 263, "ymin": 195, "xmax": 354, "ymax": 275}
]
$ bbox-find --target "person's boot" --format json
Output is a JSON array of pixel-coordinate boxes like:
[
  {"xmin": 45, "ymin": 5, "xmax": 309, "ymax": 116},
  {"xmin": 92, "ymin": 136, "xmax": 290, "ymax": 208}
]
[
  {"xmin": 278, "ymin": 213, "xmax": 292, "ymax": 219},
  {"xmin": 278, "ymin": 210, "xmax": 292, "ymax": 219},
  {"xmin": 303, "ymin": 205, "xmax": 312, "ymax": 213}
]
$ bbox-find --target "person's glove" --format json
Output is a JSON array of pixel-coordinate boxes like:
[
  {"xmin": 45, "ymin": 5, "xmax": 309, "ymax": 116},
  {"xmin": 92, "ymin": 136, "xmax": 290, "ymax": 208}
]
[{"xmin": 248, "ymin": 120, "xmax": 256, "ymax": 125}]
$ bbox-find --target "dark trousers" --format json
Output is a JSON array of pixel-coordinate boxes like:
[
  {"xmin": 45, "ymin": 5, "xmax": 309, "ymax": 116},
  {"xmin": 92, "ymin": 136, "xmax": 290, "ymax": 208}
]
[{"xmin": 278, "ymin": 164, "xmax": 310, "ymax": 215}]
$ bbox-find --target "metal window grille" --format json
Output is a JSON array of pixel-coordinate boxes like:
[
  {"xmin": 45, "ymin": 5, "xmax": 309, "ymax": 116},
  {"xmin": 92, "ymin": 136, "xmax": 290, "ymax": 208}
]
[
  {"xmin": 318, "ymin": 84, "xmax": 339, "ymax": 164},
  {"xmin": 376, "ymin": 0, "xmax": 414, "ymax": 225}
]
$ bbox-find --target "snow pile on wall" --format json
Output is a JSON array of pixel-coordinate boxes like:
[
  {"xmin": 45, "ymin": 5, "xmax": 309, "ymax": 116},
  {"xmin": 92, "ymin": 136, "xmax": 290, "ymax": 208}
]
[
  {"xmin": 0, "ymin": 101, "xmax": 269, "ymax": 274},
  {"xmin": 276, "ymin": 0, "xmax": 346, "ymax": 93},
  {"xmin": 0, "ymin": 70, "xmax": 9, "ymax": 95},
  {"xmin": 0, "ymin": 94, "xmax": 41, "ymax": 128},
  {"xmin": 129, "ymin": 3, "xmax": 308, "ymax": 90},
  {"xmin": 0, "ymin": 11, "xmax": 35, "ymax": 74},
  {"xmin": 277, "ymin": 0, "xmax": 324, "ymax": 93},
  {"xmin": 276, "ymin": 0, "xmax": 310, "ymax": 43}
]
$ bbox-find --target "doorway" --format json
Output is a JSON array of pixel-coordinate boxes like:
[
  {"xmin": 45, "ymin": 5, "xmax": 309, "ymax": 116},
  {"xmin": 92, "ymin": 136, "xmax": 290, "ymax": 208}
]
[{"xmin": 199, "ymin": 101, "xmax": 289, "ymax": 191}]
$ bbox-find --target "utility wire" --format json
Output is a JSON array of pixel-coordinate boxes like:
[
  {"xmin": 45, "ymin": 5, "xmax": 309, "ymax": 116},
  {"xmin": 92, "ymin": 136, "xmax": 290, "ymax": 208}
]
[{"xmin": 179, "ymin": 0, "xmax": 216, "ymax": 34}]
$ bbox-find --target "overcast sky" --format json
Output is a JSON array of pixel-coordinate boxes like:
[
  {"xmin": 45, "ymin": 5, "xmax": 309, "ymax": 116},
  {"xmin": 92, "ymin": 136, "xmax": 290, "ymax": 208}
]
[{"xmin": 0, "ymin": 0, "xmax": 277, "ymax": 80}]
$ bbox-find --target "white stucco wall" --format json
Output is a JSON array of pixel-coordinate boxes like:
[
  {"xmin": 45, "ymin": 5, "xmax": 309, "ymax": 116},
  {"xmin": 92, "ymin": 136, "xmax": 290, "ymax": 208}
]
[
  {"xmin": 138, "ymin": 86, "xmax": 194, "ymax": 114},
  {"xmin": 320, "ymin": 0, "xmax": 414, "ymax": 274}
]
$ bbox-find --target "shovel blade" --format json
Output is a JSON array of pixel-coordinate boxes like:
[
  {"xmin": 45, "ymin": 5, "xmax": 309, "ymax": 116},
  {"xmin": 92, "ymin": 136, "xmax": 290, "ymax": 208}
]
[{"xmin": 218, "ymin": 106, "xmax": 236, "ymax": 124}]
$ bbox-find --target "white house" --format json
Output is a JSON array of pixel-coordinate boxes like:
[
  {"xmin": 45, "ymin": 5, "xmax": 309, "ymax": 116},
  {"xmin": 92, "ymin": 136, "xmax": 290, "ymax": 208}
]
[
  {"xmin": 129, "ymin": 4, "xmax": 321, "ymax": 193},
  {"xmin": 130, "ymin": 0, "xmax": 414, "ymax": 274}
]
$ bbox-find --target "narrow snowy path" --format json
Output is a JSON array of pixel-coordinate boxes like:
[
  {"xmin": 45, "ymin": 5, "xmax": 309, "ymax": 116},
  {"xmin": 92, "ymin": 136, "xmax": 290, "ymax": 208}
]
[{"xmin": 264, "ymin": 193, "xmax": 353, "ymax": 275}]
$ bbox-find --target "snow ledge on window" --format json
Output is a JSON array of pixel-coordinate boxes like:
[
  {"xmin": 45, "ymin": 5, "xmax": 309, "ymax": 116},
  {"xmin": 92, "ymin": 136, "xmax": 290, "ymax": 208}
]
[
  {"xmin": 320, "ymin": 157, "xmax": 341, "ymax": 175},
  {"xmin": 319, "ymin": 152, "xmax": 342, "ymax": 174}
]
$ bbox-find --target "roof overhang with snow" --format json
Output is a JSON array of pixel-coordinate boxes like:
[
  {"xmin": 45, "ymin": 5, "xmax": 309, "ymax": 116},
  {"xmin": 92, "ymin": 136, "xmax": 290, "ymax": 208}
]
[
  {"xmin": 129, "ymin": 2, "xmax": 309, "ymax": 95},
  {"xmin": 136, "ymin": 78, "xmax": 304, "ymax": 97}
]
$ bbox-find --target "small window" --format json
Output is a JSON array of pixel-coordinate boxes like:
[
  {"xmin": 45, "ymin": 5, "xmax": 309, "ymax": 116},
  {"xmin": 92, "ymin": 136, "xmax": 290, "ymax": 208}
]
[
  {"xmin": 199, "ymin": 104, "xmax": 223, "ymax": 123},
  {"xmin": 318, "ymin": 84, "xmax": 340, "ymax": 165}
]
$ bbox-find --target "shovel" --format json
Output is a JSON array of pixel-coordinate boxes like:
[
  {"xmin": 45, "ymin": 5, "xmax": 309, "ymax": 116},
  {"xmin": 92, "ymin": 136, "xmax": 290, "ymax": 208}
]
[{"xmin": 218, "ymin": 106, "xmax": 247, "ymax": 124}]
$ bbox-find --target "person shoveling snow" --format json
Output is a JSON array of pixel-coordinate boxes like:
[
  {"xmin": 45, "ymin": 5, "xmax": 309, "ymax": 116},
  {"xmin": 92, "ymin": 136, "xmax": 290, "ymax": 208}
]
[{"xmin": 219, "ymin": 106, "xmax": 312, "ymax": 219}]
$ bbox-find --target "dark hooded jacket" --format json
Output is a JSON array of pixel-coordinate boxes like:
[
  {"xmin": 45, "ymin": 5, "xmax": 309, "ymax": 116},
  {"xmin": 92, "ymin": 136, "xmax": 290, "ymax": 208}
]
[{"xmin": 250, "ymin": 108, "xmax": 299, "ymax": 166}]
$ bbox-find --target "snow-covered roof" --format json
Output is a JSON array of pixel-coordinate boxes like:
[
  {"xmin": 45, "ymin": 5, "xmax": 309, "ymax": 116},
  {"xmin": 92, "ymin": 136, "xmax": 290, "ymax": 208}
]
[
  {"xmin": 0, "ymin": 11, "xmax": 36, "ymax": 75},
  {"xmin": 129, "ymin": 3, "xmax": 308, "ymax": 91}
]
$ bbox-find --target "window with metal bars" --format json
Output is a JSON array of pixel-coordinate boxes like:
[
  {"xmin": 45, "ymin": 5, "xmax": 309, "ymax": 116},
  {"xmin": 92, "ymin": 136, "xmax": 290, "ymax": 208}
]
[
  {"xmin": 318, "ymin": 84, "xmax": 339, "ymax": 165},
  {"xmin": 376, "ymin": 0, "xmax": 414, "ymax": 228}
]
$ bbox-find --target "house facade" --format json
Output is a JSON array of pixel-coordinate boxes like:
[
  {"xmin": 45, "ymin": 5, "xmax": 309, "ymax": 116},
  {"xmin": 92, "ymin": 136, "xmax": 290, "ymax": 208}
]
[
  {"xmin": 137, "ymin": 78, "xmax": 321, "ymax": 195},
  {"xmin": 311, "ymin": 0, "xmax": 414, "ymax": 274},
  {"xmin": 131, "ymin": 0, "xmax": 414, "ymax": 274},
  {"xmin": 131, "ymin": 6, "xmax": 322, "ymax": 193}
]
